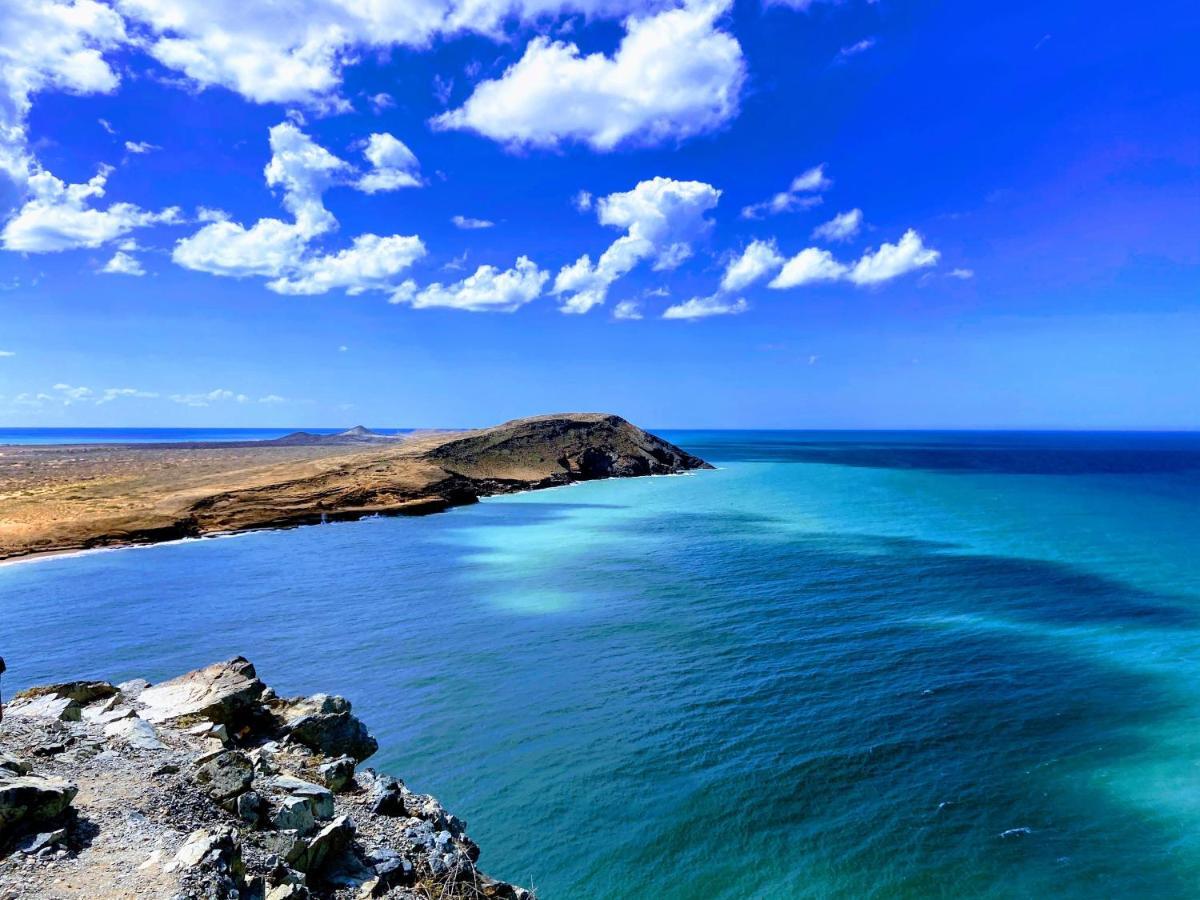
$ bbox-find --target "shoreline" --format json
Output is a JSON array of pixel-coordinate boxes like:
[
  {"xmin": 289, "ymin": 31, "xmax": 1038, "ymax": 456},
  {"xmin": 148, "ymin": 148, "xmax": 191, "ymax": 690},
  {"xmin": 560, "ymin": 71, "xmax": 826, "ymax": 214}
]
[{"xmin": 0, "ymin": 414, "xmax": 711, "ymax": 565}]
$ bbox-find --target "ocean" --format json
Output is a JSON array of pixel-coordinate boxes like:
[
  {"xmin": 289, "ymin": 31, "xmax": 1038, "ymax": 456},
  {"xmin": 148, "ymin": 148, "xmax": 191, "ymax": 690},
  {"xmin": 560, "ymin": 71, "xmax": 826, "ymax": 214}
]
[{"xmin": 3, "ymin": 430, "xmax": 1200, "ymax": 898}]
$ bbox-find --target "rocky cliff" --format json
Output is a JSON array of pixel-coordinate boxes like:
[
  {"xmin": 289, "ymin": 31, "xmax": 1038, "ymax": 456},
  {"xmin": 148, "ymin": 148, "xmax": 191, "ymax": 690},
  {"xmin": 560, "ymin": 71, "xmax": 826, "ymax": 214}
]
[{"xmin": 0, "ymin": 659, "xmax": 530, "ymax": 899}]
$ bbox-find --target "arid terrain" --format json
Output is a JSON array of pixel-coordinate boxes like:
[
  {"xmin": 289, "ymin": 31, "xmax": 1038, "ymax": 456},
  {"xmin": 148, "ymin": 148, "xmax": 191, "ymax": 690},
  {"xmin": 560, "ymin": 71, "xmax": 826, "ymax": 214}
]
[{"xmin": 0, "ymin": 414, "xmax": 710, "ymax": 562}]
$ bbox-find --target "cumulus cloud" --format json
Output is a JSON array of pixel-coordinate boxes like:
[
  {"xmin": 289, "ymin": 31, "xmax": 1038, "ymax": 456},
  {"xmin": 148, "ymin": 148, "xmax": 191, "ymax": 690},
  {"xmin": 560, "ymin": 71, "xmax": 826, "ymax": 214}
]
[
  {"xmin": 267, "ymin": 234, "xmax": 427, "ymax": 295},
  {"xmin": 2, "ymin": 166, "xmax": 181, "ymax": 252},
  {"xmin": 662, "ymin": 294, "xmax": 747, "ymax": 320},
  {"xmin": 101, "ymin": 249, "xmax": 145, "ymax": 275},
  {"xmin": 949, "ymin": 267, "xmax": 974, "ymax": 279},
  {"xmin": 612, "ymin": 300, "xmax": 643, "ymax": 320},
  {"xmin": 769, "ymin": 247, "xmax": 847, "ymax": 288},
  {"xmin": 741, "ymin": 165, "xmax": 830, "ymax": 219},
  {"xmin": 173, "ymin": 123, "xmax": 424, "ymax": 294},
  {"xmin": 392, "ymin": 256, "xmax": 548, "ymax": 312},
  {"xmin": 451, "ymin": 215, "xmax": 494, "ymax": 229},
  {"xmin": 0, "ymin": 350, "xmax": 14, "ymax": 358},
  {"xmin": 169, "ymin": 388, "xmax": 249, "ymax": 407},
  {"xmin": 98, "ymin": 387, "xmax": 158, "ymax": 403},
  {"xmin": 356, "ymin": 133, "xmax": 422, "ymax": 193},
  {"xmin": 848, "ymin": 229, "xmax": 940, "ymax": 284},
  {"xmin": 432, "ymin": 0, "xmax": 745, "ymax": 151},
  {"xmin": 811, "ymin": 208, "xmax": 862, "ymax": 242},
  {"xmin": 838, "ymin": 38, "xmax": 876, "ymax": 58},
  {"xmin": 0, "ymin": 0, "xmax": 127, "ymax": 185},
  {"xmin": 554, "ymin": 176, "xmax": 721, "ymax": 313},
  {"xmin": 114, "ymin": 0, "xmax": 661, "ymax": 110},
  {"xmin": 771, "ymin": 229, "xmax": 940, "ymax": 289},
  {"xmin": 720, "ymin": 239, "xmax": 784, "ymax": 292},
  {"xmin": 123, "ymin": 140, "xmax": 159, "ymax": 154}
]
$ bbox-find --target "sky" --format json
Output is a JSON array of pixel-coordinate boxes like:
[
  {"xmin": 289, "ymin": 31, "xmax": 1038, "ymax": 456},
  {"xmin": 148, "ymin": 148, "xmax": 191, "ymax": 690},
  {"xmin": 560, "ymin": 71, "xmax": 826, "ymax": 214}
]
[{"xmin": 0, "ymin": 0, "xmax": 1197, "ymax": 429}]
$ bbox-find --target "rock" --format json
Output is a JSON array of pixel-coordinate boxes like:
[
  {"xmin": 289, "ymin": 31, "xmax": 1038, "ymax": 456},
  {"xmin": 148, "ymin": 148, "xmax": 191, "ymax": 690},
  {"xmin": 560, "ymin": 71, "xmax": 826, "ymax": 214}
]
[
  {"xmin": 276, "ymin": 694, "xmax": 351, "ymax": 722},
  {"xmin": 116, "ymin": 678, "xmax": 151, "ymax": 700},
  {"xmin": 0, "ymin": 773, "xmax": 78, "ymax": 833},
  {"xmin": 283, "ymin": 711, "xmax": 377, "ymax": 762},
  {"xmin": 152, "ymin": 762, "xmax": 180, "ymax": 776},
  {"xmin": 103, "ymin": 716, "xmax": 165, "ymax": 751},
  {"xmin": 266, "ymin": 884, "xmax": 309, "ymax": 900},
  {"xmin": 165, "ymin": 827, "xmax": 230, "ymax": 872},
  {"xmin": 194, "ymin": 751, "xmax": 254, "ymax": 804},
  {"xmin": 15, "ymin": 827, "xmax": 67, "ymax": 854},
  {"xmin": 272, "ymin": 797, "xmax": 315, "ymax": 836},
  {"xmin": 363, "ymin": 773, "xmax": 405, "ymax": 817},
  {"xmin": 236, "ymin": 791, "xmax": 265, "ymax": 826},
  {"xmin": 137, "ymin": 657, "xmax": 265, "ymax": 726},
  {"xmin": 6, "ymin": 695, "xmax": 82, "ymax": 722},
  {"xmin": 316, "ymin": 755, "xmax": 355, "ymax": 793},
  {"xmin": 285, "ymin": 815, "xmax": 354, "ymax": 874},
  {"xmin": 84, "ymin": 702, "xmax": 136, "ymax": 726},
  {"xmin": 272, "ymin": 776, "xmax": 334, "ymax": 820},
  {"xmin": 14, "ymin": 681, "xmax": 117, "ymax": 706},
  {"xmin": 0, "ymin": 752, "xmax": 31, "ymax": 777}
]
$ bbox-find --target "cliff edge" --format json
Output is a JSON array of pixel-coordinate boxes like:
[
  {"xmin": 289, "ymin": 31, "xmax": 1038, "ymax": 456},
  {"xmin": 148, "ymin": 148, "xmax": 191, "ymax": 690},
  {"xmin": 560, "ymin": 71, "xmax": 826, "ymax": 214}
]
[{"xmin": 0, "ymin": 658, "xmax": 530, "ymax": 899}]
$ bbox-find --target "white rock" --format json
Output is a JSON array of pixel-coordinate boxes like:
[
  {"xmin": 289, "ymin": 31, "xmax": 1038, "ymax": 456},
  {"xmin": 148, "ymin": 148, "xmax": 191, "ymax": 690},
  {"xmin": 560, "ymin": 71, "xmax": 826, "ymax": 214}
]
[{"xmin": 104, "ymin": 717, "xmax": 165, "ymax": 751}]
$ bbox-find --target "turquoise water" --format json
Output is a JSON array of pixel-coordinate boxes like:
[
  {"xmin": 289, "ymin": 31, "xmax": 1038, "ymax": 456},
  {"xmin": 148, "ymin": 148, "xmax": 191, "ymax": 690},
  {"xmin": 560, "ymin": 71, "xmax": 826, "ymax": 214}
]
[{"xmin": 3, "ymin": 431, "xmax": 1200, "ymax": 898}]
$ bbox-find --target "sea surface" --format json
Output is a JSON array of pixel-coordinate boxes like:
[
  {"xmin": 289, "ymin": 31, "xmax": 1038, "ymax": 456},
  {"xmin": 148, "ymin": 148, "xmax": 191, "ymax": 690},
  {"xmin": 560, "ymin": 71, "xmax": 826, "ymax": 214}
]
[{"xmin": 3, "ymin": 430, "xmax": 1200, "ymax": 898}]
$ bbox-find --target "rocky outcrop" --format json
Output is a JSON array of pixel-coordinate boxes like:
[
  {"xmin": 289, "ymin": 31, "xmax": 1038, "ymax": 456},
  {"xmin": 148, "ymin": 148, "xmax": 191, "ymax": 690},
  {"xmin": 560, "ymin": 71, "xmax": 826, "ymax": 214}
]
[{"xmin": 0, "ymin": 659, "xmax": 533, "ymax": 900}]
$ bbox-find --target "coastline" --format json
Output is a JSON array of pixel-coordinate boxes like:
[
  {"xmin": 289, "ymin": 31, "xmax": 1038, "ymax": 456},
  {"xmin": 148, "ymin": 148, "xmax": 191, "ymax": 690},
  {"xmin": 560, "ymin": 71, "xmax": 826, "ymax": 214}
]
[{"xmin": 0, "ymin": 414, "xmax": 711, "ymax": 565}]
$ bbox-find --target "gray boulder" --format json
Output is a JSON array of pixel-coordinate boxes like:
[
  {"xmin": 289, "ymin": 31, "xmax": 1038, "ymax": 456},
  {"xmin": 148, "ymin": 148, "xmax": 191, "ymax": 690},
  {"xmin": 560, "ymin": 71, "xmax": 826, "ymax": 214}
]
[
  {"xmin": 138, "ymin": 657, "xmax": 265, "ymax": 726},
  {"xmin": 0, "ymin": 772, "xmax": 78, "ymax": 834},
  {"xmin": 195, "ymin": 750, "xmax": 254, "ymax": 805},
  {"xmin": 282, "ymin": 712, "xmax": 377, "ymax": 762}
]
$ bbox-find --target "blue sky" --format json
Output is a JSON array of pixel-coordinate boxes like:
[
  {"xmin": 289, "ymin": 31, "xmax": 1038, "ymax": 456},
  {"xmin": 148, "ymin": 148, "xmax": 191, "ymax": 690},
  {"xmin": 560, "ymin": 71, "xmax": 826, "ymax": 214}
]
[{"xmin": 0, "ymin": 0, "xmax": 1197, "ymax": 429}]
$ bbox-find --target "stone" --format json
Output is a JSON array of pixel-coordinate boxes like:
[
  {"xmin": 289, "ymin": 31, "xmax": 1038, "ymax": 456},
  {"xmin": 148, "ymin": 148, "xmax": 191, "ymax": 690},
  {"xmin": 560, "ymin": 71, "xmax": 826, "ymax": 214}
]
[
  {"xmin": 0, "ymin": 753, "xmax": 31, "ymax": 777},
  {"xmin": 137, "ymin": 657, "xmax": 265, "ymax": 726},
  {"xmin": 283, "ymin": 712, "xmax": 377, "ymax": 762},
  {"xmin": 14, "ymin": 681, "xmax": 116, "ymax": 706},
  {"xmin": 194, "ymin": 751, "xmax": 254, "ymax": 804},
  {"xmin": 103, "ymin": 717, "xmax": 165, "ymax": 751},
  {"xmin": 152, "ymin": 763, "xmax": 180, "ymax": 776},
  {"xmin": 15, "ymin": 828, "xmax": 67, "ymax": 854},
  {"xmin": 116, "ymin": 678, "xmax": 151, "ymax": 700},
  {"xmin": 365, "ymin": 774, "xmax": 405, "ymax": 818},
  {"xmin": 0, "ymin": 773, "xmax": 78, "ymax": 833},
  {"xmin": 166, "ymin": 828, "xmax": 222, "ymax": 872},
  {"xmin": 266, "ymin": 884, "xmax": 309, "ymax": 900},
  {"xmin": 84, "ymin": 703, "xmax": 136, "ymax": 726},
  {"xmin": 285, "ymin": 815, "xmax": 354, "ymax": 874},
  {"xmin": 236, "ymin": 790, "xmax": 265, "ymax": 826},
  {"xmin": 6, "ymin": 695, "xmax": 82, "ymax": 722},
  {"xmin": 316, "ymin": 755, "xmax": 355, "ymax": 793},
  {"xmin": 272, "ymin": 797, "xmax": 315, "ymax": 836},
  {"xmin": 271, "ymin": 776, "xmax": 334, "ymax": 820}
]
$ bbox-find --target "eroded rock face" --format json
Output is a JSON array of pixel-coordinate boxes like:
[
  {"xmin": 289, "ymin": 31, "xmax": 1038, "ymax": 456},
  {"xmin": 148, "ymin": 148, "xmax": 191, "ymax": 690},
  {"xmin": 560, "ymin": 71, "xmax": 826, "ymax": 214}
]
[{"xmin": 137, "ymin": 657, "xmax": 265, "ymax": 726}]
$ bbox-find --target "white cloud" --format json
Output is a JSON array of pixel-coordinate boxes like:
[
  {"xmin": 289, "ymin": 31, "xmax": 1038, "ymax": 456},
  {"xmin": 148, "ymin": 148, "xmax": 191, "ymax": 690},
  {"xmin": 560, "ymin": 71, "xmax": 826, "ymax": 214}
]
[
  {"xmin": 612, "ymin": 300, "xmax": 642, "ymax": 320},
  {"xmin": 848, "ymin": 229, "xmax": 940, "ymax": 285},
  {"xmin": 114, "ymin": 0, "xmax": 660, "ymax": 110},
  {"xmin": 769, "ymin": 247, "xmax": 847, "ymax": 288},
  {"xmin": 123, "ymin": 140, "xmax": 159, "ymax": 154},
  {"xmin": 267, "ymin": 233, "xmax": 426, "ymax": 295},
  {"xmin": 0, "ymin": 0, "xmax": 127, "ymax": 186},
  {"xmin": 554, "ymin": 176, "xmax": 720, "ymax": 313},
  {"xmin": 662, "ymin": 294, "xmax": 748, "ymax": 320},
  {"xmin": 356, "ymin": 133, "xmax": 422, "ymax": 193},
  {"xmin": 949, "ymin": 267, "xmax": 974, "ymax": 279},
  {"xmin": 101, "ymin": 249, "xmax": 145, "ymax": 275},
  {"xmin": 720, "ymin": 239, "xmax": 784, "ymax": 292},
  {"xmin": 392, "ymin": 256, "xmax": 548, "ymax": 312},
  {"xmin": 573, "ymin": 190, "xmax": 593, "ymax": 212},
  {"xmin": 771, "ymin": 229, "xmax": 940, "ymax": 289},
  {"xmin": 2, "ymin": 166, "xmax": 181, "ymax": 252},
  {"xmin": 53, "ymin": 383, "xmax": 93, "ymax": 402},
  {"xmin": 368, "ymin": 92, "xmax": 394, "ymax": 113},
  {"xmin": 174, "ymin": 123, "xmax": 423, "ymax": 295},
  {"xmin": 433, "ymin": 0, "xmax": 745, "ymax": 151},
  {"xmin": 169, "ymin": 388, "xmax": 249, "ymax": 407},
  {"xmin": 258, "ymin": 394, "xmax": 286, "ymax": 404},
  {"xmin": 0, "ymin": 350, "xmax": 15, "ymax": 358},
  {"xmin": 451, "ymin": 215, "xmax": 494, "ymax": 229},
  {"xmin": 811, "ymin": 208, "xmax": 862, "ymax": 242},
  {"xmin": 98, "ymin": 387, "xmax": 158, "ymax": 403},
  {"xmin": 838, "ymin": 38, "xmax": 876, "ymax": 58},
  {"xmin": 740, "ymin": 165, "xmax": 831, "ymax": 219}
]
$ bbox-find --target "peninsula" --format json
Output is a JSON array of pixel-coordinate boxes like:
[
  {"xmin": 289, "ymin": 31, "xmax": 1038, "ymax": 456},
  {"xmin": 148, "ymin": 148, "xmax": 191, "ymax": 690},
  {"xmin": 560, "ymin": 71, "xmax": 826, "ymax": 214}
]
[{"xmin": 0, "ymin": 414, "xmax": 710, "ymax": 562}]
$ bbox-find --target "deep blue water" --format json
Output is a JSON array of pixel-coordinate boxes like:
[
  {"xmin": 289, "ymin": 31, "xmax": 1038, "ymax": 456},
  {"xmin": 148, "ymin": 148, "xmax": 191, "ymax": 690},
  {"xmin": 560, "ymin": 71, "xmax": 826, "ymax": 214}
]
[{"xmin": 3, "ymin": 431, "xmax": 1200, "ymax": 898}]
